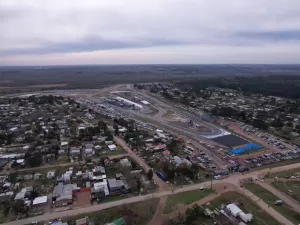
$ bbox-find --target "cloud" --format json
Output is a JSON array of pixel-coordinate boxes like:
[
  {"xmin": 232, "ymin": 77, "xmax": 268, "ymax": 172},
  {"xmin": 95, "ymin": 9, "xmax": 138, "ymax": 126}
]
[{"xmin": 1, "ymin": 0, "xmax": 300, "ymax": 64}]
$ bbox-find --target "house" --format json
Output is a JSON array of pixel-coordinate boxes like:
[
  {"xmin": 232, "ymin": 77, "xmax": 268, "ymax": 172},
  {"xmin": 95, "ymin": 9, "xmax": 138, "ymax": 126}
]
[
  {"xmin": 16, "ymin": 159, "xmax": 25, "ymax": 166},
  {"xmin": 108, "ymin": 144, "xmax": 117, "ymax": 151},
  {"xmin": 85, "ymin": 148, "xmax": 94, "ymax": 157},
  {"xmin": 0, "ymin": 191, "xmax": 13, "ymax": 202},
  {"xmin": 120, "ymin": 158, "xmax": 131, "ymax": 167},
  {"xmin": 69, "ymin": 146, "xmax": 81, "ymax": 156},
  {"xmin": 53, "ymin": 183, "xmax": 74, "ymax": 207},
  {"xmin": 115, "ymin": 173, "xmax": 124, "ymax": 180},
  {"xmin": 33, "ymin": 173, "xmax": 42, "ymax": 180},
  {"xmin": 105, "ymin": 217, "xmax": 125, "ymax": 225},
  {"xmin": 14, "ymin": 191, "xmax": 26, "ymax": 201},
  {"xmin": 94, "ymin": 181, "xmax": 109, "ymax": 196},
  {"xmin": 107, "ymin": 178, "xmax": 129, "ymax": 194},
  {"xmin": 226, "ymin": 203, "xmax": 253, "ymax": 223},
  {"xmin": 47, "ymin": 171, "xmax": 56, "ymax": 179},
  {"xmin": 23, "ymin": 174, "xmax": 33, "ymax": 180},
  {"xmin": 93, "ymin": 166, "xmax": 106, "ymax": 176},
  {"xmin": 173, "ymin": 156, "xmax": 192, "ymax": 167},
  {"xmin": 76, "ymin": 217, "xmax": 88, "ymax": 225},
  {"xmin": 32, "ymin": 196, "xmax": 48, "ymax": 208},
  {"xmin": 61, "ymin": 141, "xmax": 69, "ymax": 148},
  {"xmin": 162, "ymin": 150, "xmax": 170, "ymax": 156},
  {"xmin": 152, "ymin": 144, "xmax": 166, "ymax": 152}
]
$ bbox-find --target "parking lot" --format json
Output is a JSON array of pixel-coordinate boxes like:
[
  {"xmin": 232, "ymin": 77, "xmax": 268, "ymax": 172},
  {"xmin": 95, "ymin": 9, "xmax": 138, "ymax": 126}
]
[{"xmin": 244, "ymin": 149, "xmax": 300, "ymax": 168}]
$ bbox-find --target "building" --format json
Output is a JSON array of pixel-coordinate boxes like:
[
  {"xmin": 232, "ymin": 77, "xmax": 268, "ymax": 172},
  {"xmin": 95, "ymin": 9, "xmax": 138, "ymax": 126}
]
[
  {"xmin": 94, "ymin": 181, "xmax": 109, "ymax": 196},
  {"xmin": 93, "ymin": 166, "xmax": 106, "ymax": 176},
  {"xmin": 107, "ymin": 178, "xmax": 129, "ymax": 194},
  {"xmin": 226, "ymin": 203, "xmax": 253, "ymax": 223},
  {"xmin": 47, "ymin": 171, "xmax": 56, "ymax": 179},
  {"xmin": 120, "ymin": 158, "xmax": 131, "ymax": 167},
  {"xmin": 108, "ymin": 144, "xmax": 117, "ymax": 151},
  {"xmin": 32, "ymin": 196, "xmax": 48, "ymax": 207},
  {"xmin": 14, "ymin": 191, "xmax": 26, "ymax": 201},
  {"xmin": 0, "ymin": 191, "xmax": 13, "ymax": 202},
  {"xmin": 53, "ymin": 183, "xmax": 74, "ymax": 207}
]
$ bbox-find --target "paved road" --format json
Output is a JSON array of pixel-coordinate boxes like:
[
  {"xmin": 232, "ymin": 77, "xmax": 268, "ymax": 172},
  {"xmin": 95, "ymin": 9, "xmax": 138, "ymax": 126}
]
[{"xmin": 4, "ymin": 162, "xmax": 300, "ymax": 225}]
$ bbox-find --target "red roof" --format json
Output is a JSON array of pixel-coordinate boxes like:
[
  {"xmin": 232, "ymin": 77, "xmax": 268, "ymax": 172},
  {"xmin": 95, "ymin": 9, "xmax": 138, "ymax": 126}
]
[{"xmin": 162, "ymin": 150, "xmax": 170, "ymax": 156}]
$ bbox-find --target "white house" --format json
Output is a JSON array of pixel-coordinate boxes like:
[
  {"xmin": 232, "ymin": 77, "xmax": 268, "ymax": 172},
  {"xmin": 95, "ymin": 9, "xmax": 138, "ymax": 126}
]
[{"xmin": 108, "ymin": 144, "xmax": 117, "ymax": 151}]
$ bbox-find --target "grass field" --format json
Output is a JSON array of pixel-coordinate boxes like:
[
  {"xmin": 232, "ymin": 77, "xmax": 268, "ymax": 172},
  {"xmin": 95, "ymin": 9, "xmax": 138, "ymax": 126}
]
[
  {"xmin": 106, "ymin": 146, "xmax": 126, "ymax": 156},
  {"xmin": 272, "ymin": 181, "xmax": 300, "ymax": 203},
  {"xmin": 65, "ymin": 198, "xmax": 159, "ymax": 225},
  {"xmin": 245, "ymin": 183, "xmax": 300, "ymax": 224},
  {"xmin": 266, "ymin": 168, "xmax": 300, "ymax": 178},
  {"xmin": 209, "ymin": 191, "xmax": 280, "ymax": 225},
  {"xmin": 163, "ymin": 189, "xmax": 214, "ymax": 214}
]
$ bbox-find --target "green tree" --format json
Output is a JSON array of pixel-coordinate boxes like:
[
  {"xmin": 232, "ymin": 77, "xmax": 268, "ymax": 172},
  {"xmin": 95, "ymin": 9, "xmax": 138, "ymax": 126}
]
[{"xmin": 147, "ymin": 169, "xmax": 154, "ymax": 180}]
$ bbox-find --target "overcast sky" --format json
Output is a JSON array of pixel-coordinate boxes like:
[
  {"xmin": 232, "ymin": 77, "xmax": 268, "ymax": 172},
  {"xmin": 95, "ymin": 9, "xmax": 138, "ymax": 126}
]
[{"xmin": 1, "ymin": 0, "xmax": 300, "ymax": 65}]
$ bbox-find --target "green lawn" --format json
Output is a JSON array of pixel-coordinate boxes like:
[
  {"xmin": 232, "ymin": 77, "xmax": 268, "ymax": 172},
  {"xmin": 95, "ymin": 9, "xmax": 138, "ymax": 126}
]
[
  {"xmin": 245, "ymin": 183, "xmax": 300, "ymax": 224},
  {"xmin": 163, "ymin": 189, "xmax": 214, "ymax": 214},
  {"xmin": 105, "ymin": 167, "xmax": 117, "ymax": 178},
  {"xmin": 65, "ymin": 199, "xmax": 159, "ymax": 225},
  {"xmin": 209, "ymin": 191, "xmax": 280, "ymax": 225},
  {"xmin": 272, "ymin": 181, "xmax": 300, "ymax": 203},
  {"xmin": 106, "ymin": 146, "xmax": 126, "ymax": 156},
  {"xmin": 266, "ymin": 168, "xmax": 300, "ymax": 178}
]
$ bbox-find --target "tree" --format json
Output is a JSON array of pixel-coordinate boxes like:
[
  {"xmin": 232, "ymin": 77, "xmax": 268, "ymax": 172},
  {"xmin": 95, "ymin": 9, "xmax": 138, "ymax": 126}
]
[
  {"xmin": 12, "ymin": 200, "xmax": 28, "ymax": 215},
  {"xmin": 27, "ymin": 153, "xmax": 43, "ymax": 167},
  {"xmin": 113, "ymin": 124, "xmax": 119, "ymax": 136},
  {"xmin": 147, "ymin": 169, "xmax": 154, "ymax": 180}
]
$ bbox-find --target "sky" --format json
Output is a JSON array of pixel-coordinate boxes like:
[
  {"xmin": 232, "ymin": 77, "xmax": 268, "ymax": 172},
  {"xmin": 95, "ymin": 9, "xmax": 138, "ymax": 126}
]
[{"xmin": 1, "ymin": 0, "xmax": 300, "ymax": 66}]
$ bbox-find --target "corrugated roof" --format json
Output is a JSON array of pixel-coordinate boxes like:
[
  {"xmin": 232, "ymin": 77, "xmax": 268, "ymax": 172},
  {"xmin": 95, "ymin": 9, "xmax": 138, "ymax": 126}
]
[{"xmin": 113, "ymin": 217, "xmax": 125, "ymax": 225}]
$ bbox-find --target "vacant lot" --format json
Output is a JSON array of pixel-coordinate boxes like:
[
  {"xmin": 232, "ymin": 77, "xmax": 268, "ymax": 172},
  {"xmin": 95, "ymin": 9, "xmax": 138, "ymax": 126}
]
[
  {"xmin": 272, "ymin": 181, "xmax": 300, "ymax": 203},
  {"xmin": 65, "ymin": 198, "xmax": 159, "ymax": 225},
  {"xmin": 245, "ymin": 183, "xmax": 300, "ymax": 224},
  {"xmin": 73, "ymin": 192, "xmax": 91, "ymax": 208},
  {"xmin": 163, "ymin": 189, "xmax": 214, "ymax": 214},
  {"xmin": 209, "ymin": 191, "xmax": 279, "ymax": 225}
]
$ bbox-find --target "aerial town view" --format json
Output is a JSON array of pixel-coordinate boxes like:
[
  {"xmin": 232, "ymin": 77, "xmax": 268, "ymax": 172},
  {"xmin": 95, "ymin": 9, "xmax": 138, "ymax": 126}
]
[{"xmin": 1, "ymin": 1, "xmax": 300, "ymax": 225}]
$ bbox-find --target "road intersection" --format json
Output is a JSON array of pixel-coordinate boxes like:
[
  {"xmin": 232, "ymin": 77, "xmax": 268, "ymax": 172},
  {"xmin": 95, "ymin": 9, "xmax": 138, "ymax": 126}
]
[{"xmin": 4, "ymin": 137, "xmax": 300, "ymax": 225}]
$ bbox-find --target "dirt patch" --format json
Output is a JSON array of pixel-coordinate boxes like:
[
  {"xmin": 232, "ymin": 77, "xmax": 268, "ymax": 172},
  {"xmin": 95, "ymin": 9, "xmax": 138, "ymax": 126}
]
[{"xmin": 73, "ymin": 192, "xmax": 91, "ymax": 208}]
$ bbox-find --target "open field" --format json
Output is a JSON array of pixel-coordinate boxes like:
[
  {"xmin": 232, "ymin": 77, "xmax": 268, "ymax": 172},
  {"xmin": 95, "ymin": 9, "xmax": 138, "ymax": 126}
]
[
  {"xmin": 209, "ymin": 191, "xmax": 280, "ymax": 225},
  {"xmin": 65, "ymin": 198, "xmax": 159, "ymax": 225},
  {"xmin": 266, "ymin": 168, "xmax": 300, "ymax": 178},
  {"xmin": 163, "ymin": 189, "xmax": 214, "ymax": 214},
  {"xmin": 272, "ymin": 181, "xmax": 300, "ymax": 203},
  {"xmin": 244, "ymin": 183, "xmax": 300, "ymax": 224}
]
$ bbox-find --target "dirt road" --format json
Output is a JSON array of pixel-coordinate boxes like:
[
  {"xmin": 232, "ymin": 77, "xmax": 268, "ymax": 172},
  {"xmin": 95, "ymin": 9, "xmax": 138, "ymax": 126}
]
[
  {"xmin": 113, "ymin": 136, "xmax": 170, "ymax": 191},
  {"xmin": 3, "ymin": 162, "xmax": 300, "ymax": 225}
]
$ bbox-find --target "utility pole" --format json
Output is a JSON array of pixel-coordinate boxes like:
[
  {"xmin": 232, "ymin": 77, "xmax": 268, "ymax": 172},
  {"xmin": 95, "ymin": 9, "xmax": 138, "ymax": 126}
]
[{"xmin": 210, "ymin": 170, "xmax": 213, "ymax": 190}]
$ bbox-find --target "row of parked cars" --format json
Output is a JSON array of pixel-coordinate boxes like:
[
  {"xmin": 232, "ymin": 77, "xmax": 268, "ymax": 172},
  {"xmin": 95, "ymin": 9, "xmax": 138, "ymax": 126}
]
[
  {"xmin": 242, "ymin": 125, "xmax": 286, "ymax": 149},
  {"xmin": 244, "ymin": 149, "xmax": 300, "ymax": 168}
]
